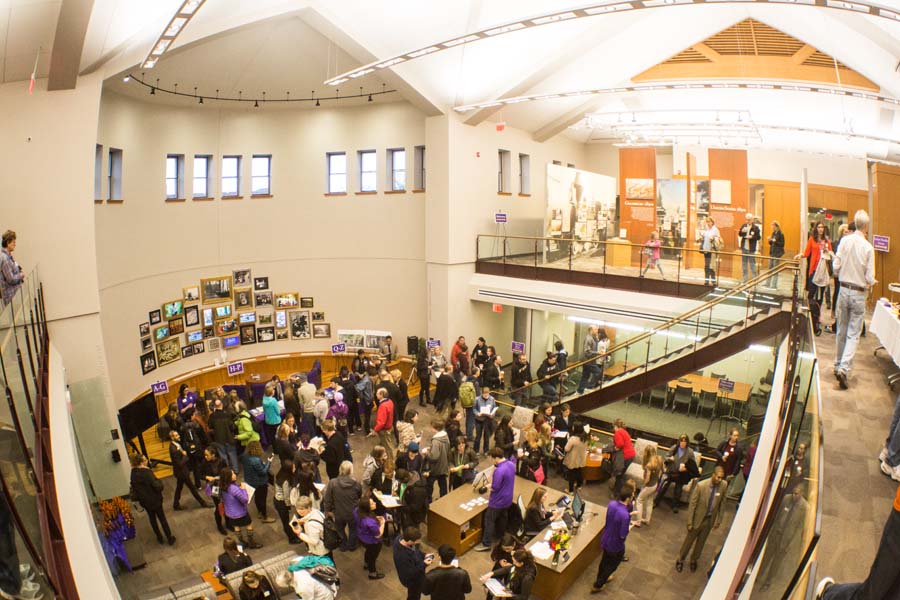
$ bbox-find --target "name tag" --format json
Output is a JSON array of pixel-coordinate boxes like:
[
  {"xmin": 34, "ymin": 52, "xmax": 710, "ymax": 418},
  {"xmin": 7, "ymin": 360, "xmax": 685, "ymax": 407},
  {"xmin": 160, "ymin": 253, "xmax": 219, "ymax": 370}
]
[{"xmin": 714, "ymin": 493, "xmax": 720, "ymax": 497}]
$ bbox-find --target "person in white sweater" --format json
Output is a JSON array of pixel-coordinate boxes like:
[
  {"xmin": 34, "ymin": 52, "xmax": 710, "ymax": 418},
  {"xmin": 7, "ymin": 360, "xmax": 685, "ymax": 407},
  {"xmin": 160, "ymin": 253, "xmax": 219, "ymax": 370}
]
[{"xmin": 291, "ymin": 496, "xmax": 328, "ymax": 556}]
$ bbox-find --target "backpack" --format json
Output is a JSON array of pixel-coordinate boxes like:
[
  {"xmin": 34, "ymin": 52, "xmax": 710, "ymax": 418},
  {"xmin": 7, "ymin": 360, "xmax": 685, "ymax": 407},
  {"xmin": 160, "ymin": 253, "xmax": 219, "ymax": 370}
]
[
  {"xmin": 458, "ymin": 382, "xmax": 475, "ymax": 408},
  {"xmin": 355, "ymin": 377, "xmax": 372, "ymax": 406},
  {"xmin": 308, "ymin": 564, "xmax": 340, "ymax": 587},
  {"xmin": 314, "ymin": 515, "xmax": 342, "ymax": 551}
]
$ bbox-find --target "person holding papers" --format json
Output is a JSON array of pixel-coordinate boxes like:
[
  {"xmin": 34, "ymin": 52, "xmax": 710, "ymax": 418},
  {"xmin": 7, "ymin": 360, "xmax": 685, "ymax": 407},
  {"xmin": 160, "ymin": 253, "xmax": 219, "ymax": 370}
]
[
  {"xmin": 481, "ymin": 549, "xmax": 537, "ymax": 600},
  {"xmin": 219, "ymin": 467, "xmax": 263, "ymax": 549},
  {"xmin": 449, "ymin": 435, "xmax": 479, "ymax": 490},
  {"xmin": 476, "ymin": 447, "xmax": 516, "ymax": 552},
  {"xmin": 423, "ymin": 544, "xmax": 472, "ymax": 600},
  {"xmin": 474, "ymin": 388, "xmax": 498, "ymax": 457}
]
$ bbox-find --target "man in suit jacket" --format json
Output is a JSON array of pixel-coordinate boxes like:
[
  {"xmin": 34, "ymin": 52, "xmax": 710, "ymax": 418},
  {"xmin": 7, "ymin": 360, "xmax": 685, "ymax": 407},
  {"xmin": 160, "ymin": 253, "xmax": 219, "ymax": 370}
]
[
  {"xmin": 380, "ymin": 336, "xmax": 400, "ymax": 361},
  {"xmin": 676, "ymin": 466, "xmax": 727, "ymax": 573},
  {"xmin": 168, "ymin": 431, "xmax": 209, "ymax": 510}
]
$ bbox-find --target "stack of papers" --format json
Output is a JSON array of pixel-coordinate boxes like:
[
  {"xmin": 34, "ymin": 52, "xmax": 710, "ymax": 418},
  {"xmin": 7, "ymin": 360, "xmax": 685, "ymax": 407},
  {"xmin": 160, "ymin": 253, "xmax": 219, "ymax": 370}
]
[
  {"xmin": 484, "ymin": 578, "xmax": 512, "ymax": 598},
  {"xmin": 313, "ymin": 482, "xmax": 326, "ymax": 492},
  {"xmin": 379, "ymin": 493, "xmax": 402, "ymax": 508},
  {"xmin": 459, "ymin": 497, "xmax": 488, "ymax": 511},
  {"xmin": 552, "ymin": 430, "xmax": 569, "ymax": 439},
  {"xmin": 529, "ymin": 541, "xmax": 554, "ymax": 560}
]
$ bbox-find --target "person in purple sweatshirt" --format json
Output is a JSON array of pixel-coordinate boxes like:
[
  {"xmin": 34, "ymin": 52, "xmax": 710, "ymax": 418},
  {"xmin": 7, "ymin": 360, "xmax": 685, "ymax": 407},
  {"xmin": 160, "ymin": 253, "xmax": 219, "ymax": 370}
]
[
  {"xmin": 591, "ymin": 488, "xmax": 634, "ymax": 593},
  {"xmin": 476, "ymin": 447, "xmax": 516, "ymax": 552}
]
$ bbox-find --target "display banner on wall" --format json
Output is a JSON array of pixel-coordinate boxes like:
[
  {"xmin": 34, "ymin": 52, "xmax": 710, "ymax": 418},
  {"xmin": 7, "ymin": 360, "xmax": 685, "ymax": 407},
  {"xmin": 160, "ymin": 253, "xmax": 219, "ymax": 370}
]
[
  {"xmin": 545, "ymin": 163, "xmax": 616, "ymax": 247},
  {"xmin": 151, "ymin": 381, "xmax": 169, "ymax": 395},
  {"xmin": 426, "ymin": 339, "xmax": 441, "ymax": 349},
  {"xmin": 227, "ymin": 361, "xmax": 244, "ymax": 376},
  {"xmin": 874, "ymin": 235, "xmax": 890, "ymax": 252},
  {"xmin": 511, "ymin": 341, "xmax": 525, "ymax": 353},
  {"xmin": 331, "ymin": 343, "xmax": 347, "ymax": 354}
]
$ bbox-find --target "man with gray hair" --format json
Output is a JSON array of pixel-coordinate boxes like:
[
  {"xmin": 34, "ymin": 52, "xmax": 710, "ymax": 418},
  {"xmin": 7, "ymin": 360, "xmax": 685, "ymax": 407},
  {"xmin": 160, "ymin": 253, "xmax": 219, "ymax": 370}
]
[
  {"xmin": 832, "ymin": 209, "xmax": 875, "ymax": 390},
  {"xmin": 738, "ymin": 212, "xmax": 762, "ymax": 282}
]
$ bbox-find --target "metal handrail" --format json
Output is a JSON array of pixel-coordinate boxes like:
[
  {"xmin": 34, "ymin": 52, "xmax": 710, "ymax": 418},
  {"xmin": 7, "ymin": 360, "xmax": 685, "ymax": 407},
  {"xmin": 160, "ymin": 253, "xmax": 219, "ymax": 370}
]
[
  {"xmin": 476, "ymin": 232, "xmax": 800, "ymax": 263},
  {"xmin": 498, "ymin": 261, "xmax": 800, "ymax": 399}
]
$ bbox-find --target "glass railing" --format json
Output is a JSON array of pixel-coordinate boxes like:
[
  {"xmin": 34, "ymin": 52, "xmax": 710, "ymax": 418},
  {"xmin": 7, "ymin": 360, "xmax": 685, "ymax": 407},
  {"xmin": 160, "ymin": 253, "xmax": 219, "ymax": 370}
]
[
  {"xmin": 745, "ymin": 313, "xmax": 823, "ymax": 599},
  {"xmin": 476, "ymin": 233, "xmax": 799, "ymax": 297},
  {"xmin": 0, "ymin": 266, "xmax": 61, "ymax": 599},
  {"xmin": 495, "ymin": 261, "xmax": 800, "ymax": 411}
]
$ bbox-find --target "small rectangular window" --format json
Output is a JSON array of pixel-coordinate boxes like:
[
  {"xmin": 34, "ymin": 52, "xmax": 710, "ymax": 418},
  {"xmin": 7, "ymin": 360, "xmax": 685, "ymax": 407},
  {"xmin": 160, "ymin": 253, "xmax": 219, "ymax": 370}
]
[
  {"xmin": 358, "ymin": 150, "xmax": 376, "ymax": 192},
  {"xmin": 251, "ymin": 155, "xmax": 271, "ymax": 195},
  {"xmin": 94, "ymin": 144, "xmax": 103, "ymax": 200},
  {"xmin": 327, "ymin": 152, "xmax": 347, "ymax": 194},
  {"xmin": 414, "ymin": 145, "xmax": 426, "ymax": 191},
  {"xmin": 498, "ymin": 149, "xmax": 511, "ymax": 193},
  {"xmin": 108, "ymin": 148, "xmax": 123, "ymax": 201},
  {"xmin": 387, "ymin": 148, "xmax": 406, "ymax": 191},
  {"xmin": 567, "ymin": 163, "xmax": 576, "ymax": 169},
  {"xmin": 166, "ymin": 154, "xmax": 184, "ymax": 199},
  {"xmin": 552, "ymin": 160, "xmax": 562, "ymax": 166},
  {"xmin": 193, "ymin": 155, "xmax": 212, "ymax": 198},
  {"xmin": 222, "ymin": 155, "xmax": 241, "ymax": 197},
  {"xmin": 518, "ymin": 153, "xmax": 531, "ymax": 195}
]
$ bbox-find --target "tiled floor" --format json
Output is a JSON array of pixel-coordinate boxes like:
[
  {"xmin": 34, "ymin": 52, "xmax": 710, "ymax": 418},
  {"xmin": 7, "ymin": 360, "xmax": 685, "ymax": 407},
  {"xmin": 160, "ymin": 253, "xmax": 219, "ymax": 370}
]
[{"xmin": 115, "ymin": 402, "xmax": 735, "ymax": 600}]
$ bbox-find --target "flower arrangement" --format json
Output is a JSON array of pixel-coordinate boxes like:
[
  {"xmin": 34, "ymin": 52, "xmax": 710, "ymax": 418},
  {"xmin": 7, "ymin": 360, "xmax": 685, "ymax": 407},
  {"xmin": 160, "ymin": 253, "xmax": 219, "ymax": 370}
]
[
  {"xmin": 549, "ymin": 529, "xmax": 571, "ymax": 566},
  {"xmin": 99, "ymin": 496, "xmax": 135, "ymax": 539}
]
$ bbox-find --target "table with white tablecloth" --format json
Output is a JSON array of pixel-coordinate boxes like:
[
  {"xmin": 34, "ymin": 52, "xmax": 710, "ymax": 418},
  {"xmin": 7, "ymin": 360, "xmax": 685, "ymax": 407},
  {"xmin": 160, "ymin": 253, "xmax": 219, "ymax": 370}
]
[{"xmin": 870, "ymin": 300, "xmax": 900, "ymax": 367}]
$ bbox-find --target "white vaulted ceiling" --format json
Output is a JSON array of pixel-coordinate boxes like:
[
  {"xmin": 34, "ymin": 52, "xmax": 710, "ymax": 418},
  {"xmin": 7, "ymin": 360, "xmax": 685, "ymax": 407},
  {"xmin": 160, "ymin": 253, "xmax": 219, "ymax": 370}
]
[
  {"xmin": 17, "ymin": 0, "xmax": 900, "ymax": 157},
  {"xmin": 0, "ymin": 0, "xmax": 62, "ymax": 83}
]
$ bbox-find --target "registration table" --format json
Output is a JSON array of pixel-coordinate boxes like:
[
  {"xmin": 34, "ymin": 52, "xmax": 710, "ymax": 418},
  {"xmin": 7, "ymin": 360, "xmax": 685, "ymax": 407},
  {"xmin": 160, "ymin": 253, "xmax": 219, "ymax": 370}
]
[
  {"xmin": 871, "ymin": 300, "xmax": 900, "ymax": 367},
  {"xmin": 427, "ymin": 472, "xmax": 606, "ymax": 600}
]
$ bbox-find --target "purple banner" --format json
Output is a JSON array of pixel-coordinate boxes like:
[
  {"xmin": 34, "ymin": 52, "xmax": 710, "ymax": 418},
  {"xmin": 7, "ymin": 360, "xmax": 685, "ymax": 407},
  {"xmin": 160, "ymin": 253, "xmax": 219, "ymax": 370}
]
[
  {"xmin": 873, "ymin": 234, "xmax": 890, "ymax": 252},
  {"xmin": 511, "ymin": 341, "xmax": 525, "ymax": 353},
  {"xmin": 331, "ymin": 343, "xmax": 346, "ymax": 354},
  {"xmin": 227, "ymin": 361, "xmax": 244, "ymax": 376},
  {"xmin": 150, "ymin": 381, "xmax": 168, "ymax": 395}
]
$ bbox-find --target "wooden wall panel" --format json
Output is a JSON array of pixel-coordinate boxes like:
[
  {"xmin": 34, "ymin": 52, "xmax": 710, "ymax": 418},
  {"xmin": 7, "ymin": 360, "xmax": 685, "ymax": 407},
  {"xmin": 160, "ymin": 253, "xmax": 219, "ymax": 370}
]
[
  {"xmin": 618, "ymin": 147, "xmax": 657, "ymax": 243},
  {"xmin": 762, "ymin": 183, "xmax": 802, "ymax": 256},
  {"xmin": 708, "ymin": 149, "xmax": 749, "ymax": 279},
  {"xmin": 873, "ymin": 163, "xmax": 900, "ymax": 300}
]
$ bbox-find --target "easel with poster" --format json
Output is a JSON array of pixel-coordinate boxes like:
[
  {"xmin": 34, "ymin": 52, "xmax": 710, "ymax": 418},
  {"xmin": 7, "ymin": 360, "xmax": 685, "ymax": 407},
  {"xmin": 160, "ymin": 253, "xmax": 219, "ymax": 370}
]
[{"xmin": 491, "ymin": 210, "xmax": 509, "ymax": 258}]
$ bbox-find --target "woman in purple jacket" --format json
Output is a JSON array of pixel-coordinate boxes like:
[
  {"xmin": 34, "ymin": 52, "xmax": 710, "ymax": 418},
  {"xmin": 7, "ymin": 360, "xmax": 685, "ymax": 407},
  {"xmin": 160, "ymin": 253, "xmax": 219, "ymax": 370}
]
[
  {"xmin": 355, "ymin": 496, "xmax": 386, "ymax": 579},
  {"xmin": 219, "ymin": 467, "xmax": 263, "ymax": 549}
]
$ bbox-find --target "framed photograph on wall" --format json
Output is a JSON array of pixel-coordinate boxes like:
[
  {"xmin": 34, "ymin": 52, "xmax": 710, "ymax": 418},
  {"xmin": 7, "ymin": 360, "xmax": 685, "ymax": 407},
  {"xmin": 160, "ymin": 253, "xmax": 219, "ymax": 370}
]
[
  {"xmin": 156, "ymin": 337, "xmax": 181, "ymax": 366},
  {"xmin": 139, "ymin": 322, "xmax": 150, "ymax": 337},
  {"xmin": 275, "ymin": 329, "xmax": 288, "ymax": 341},
  {"xmin": 214, "ymin": 304, "xmax": 233, "ymax": 319},
  {"xmin": 181, "ymin": 345, "xmax": 194, "ymax": 359},
  {"xmin": 215, "ymin": 317, "xmax": 238, "ymax": 337},
  {"xmin": 274, "ymin": 292, "xmax": 299, "ymax": 308},
  {"xmin": 235, "ymin": 288, "xmax": 253, "ymax": 309},
  {"xmin": 312, "ymin": 323, "xmax": 331, "ymax": 338},
  {"xmin": 207, "ymin": 337, "xmax": 221, "ymax": 352},
  {"xmin": 311, "ymin": 312, "xmax": 325, "ymax": 322},
  {"xmin": 140, "ymin": 337, "xmax": 153, "ymax": 352},
  {"xmin": 168, "ymin": 318, "xmax": 184, "ymax": 335},
  {"xmin": 257, "ymin": 326, "xmax": 275, "ymax": 342},
  {"xmin": 149, "ymin": 309, "xmax": 162, "ymax": 325},
  {"xmin": 233, "ymin": 269, "xmax": 252, "ymax": 287},
  {"xmin": 191, "ymin": 341, "xmax": 205, "ymax": 354},
  {"xmin": 154, "ymin": 324, "xmax": 170, "ymax": 341},
  {"xmin": 223, "ymin": 335, "xmax": 240, "ymax": 348},
  {"xmin": 289, "ymin": 310, "xmax": 310, "ymax": 339},
  {"xmin": 240, "ymin": 324, "xmax": 257, "ymax": 345},
  {"xmin": 163, "ymin": 299, "xmax": 184, "ymax": 319},
  {"xmin": 254, "ymin": 291, "xmax": 273, "ymax": 307},
  {"xmin": 253, "ymin": 277, "xmax": 269, "ymax": 290},
  {"xmin": 238, "ymin": 311, "xmax": 256, "ymax": 324},
  {"xmin": 202, "ymin": 307, "xmax": 214, "ymax": 327},
  {"xmin": 300, "ymin": 297, "xmax": 314, "ymax": 308},
  {"xmin": 187, "ymin": 330, "xmax": 203, "ymax": 343},
  {"xmin": 140, "ymin": 351, "xmax": 157, "ymax": 375},
  {"xmin": 625, "ymin": 178, "xmax": 655, "ymax": 200},
  {"xmin": 184, "ymin": 305, "xmax": 200, "ymax": 327},
  {"xmin": 202, "ymin": 326, "xmax": 215, "ymax": 338},
  {"xmin": 337, "ymin": 329, "xmax": 365, "ymax": 348},
  {"xmin": 201, "ymin": 275, "xmax": 234, "ymax": 304},
  {"xmin": 258, "ymin": 313, "xmax": 273, "ymax": 325},
  {"xmin": 275, "ymin": 310, "xmax": 287, "ymax": 329},
  {"xmin": 183, "ymin": 285, "xmax": 200, "ymax": 302}
]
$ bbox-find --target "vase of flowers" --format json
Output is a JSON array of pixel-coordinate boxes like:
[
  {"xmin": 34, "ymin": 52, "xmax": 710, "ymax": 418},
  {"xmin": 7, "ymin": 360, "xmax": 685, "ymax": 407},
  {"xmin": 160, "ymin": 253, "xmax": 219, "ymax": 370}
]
[
  {"xmin": 99, "ymin": 497, "xmax": 137, "ymax": 572},
  {"xmin": 549, "ymin": 529, "xmax": 571, "ymax": 567}
]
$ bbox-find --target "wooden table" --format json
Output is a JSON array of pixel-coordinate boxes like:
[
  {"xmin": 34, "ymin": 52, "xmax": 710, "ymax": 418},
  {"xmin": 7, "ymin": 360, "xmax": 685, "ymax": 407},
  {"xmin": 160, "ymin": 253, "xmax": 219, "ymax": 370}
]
[
  {"xmin": 200, "ymin": 570, "xmax": 233, "ymax": 599},
  {"xmin": 427, "ymin": 467, "xmax": 545, "ymax": 556},
  {"xmin": 603, "ymin": 361, "xmax": 641, "ymax": 378},
  {"xmin": 523, "ymin": 489, "xmax": 606, "ymax": 600},
  {"xmin": 582, "ymin": 451, "xmax": 610, "ymax": 483},
  {"xmin": 666, "ymin": 373, "xmax": 751, "ymax": 402}
]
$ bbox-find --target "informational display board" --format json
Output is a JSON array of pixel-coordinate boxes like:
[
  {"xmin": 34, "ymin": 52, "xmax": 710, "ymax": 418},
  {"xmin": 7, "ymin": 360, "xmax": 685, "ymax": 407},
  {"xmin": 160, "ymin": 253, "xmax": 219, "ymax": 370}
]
[
  {"xmin": 227, "ymin": 361, "xmax": 244, "ymax": 376},
  {"xmin": 874, "ymin": 234, "xmax": 890, "ymax": 252},
  {"xmin": 331, "ymin": 343, "xmax": 346, "ymax": 354},
  {"xmin": 511, "ymin": 341, "xmax": 525, "ymax": 353},
  {"xmin": 718, "ymin": 378, "xmax": 735, "ymax": 393},
  {"xmin": 150, "ymin": 381, "xmax": 169, "ymax": 395},
  {"xmin": 426, "ymin": 339, "xmax": 442, "ymax": 349}
]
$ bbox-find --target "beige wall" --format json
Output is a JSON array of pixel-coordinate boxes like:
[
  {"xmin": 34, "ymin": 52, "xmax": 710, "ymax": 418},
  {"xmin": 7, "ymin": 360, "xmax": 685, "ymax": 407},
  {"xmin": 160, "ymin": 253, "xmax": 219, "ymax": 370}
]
[{"xmin": 96, "ymin": 93, "xmax": 428, "ymax": 405}]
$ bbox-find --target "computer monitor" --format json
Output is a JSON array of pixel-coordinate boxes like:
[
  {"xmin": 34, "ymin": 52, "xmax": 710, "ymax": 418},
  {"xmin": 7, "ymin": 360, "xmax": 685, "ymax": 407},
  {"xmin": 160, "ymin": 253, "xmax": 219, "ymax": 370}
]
[{"xmin": 572, "ymin": 489, "xmax": 585, "ymax": 522}]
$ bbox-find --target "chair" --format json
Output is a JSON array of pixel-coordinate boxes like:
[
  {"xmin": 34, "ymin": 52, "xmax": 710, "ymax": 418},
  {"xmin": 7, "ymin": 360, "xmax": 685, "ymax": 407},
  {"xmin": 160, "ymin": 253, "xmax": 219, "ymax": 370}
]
[
  {"xmin": 672, "ymin": 384, "xmax": 695, "ymax": 414},
  {"xmin": 645, "ymin": 385, "xmax": 667, "ymax": 409},
  {"xmin": 224, "ymin": 565, "xmax": 265, "ymax": 599},
  {"xmin": 695, "ymin": 389, "xmax": 718, "ymax": 418},
  {"xmin": 711, "ymin": 372, "xmax": 726, "ymax": 380},
  {"xmin": 260, "ymin": 551, "xmax": 301, "ymax": 598},
  {"xmin": 626, "ymin": 438, "xmax": 658, "ymax": 485}
]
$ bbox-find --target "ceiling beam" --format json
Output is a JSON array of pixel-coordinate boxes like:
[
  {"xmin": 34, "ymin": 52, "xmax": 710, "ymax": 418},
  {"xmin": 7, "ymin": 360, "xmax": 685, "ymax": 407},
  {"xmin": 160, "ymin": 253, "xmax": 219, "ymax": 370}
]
[
  {"xmin": 533, "ymin": 95, "xmax": 643, "ymax": 143},
  {"xmin": 48, "ymin": 0, "xmax": 95, "ymax": 90},
  {"xmin": 691, "ymin": 43, "xmax": 721, "ymax": 62},
  {"xmin": 790, "ymin": 44, "xmax": 817, "ymax": 65},
  {"xmin": 298, "ymin": 8, "xmax": 442, "ymax": 117},
  {"xmin": 463, "ymin": 22, "xmax": 625, "ymax": 127}
]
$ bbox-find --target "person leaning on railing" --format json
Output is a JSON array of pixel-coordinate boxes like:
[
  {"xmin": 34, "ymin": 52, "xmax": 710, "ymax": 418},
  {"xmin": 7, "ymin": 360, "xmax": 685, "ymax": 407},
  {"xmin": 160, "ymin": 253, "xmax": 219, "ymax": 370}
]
[{"xmin": 0, "ymin": 230, "xmax": 24, "ymax": 307}]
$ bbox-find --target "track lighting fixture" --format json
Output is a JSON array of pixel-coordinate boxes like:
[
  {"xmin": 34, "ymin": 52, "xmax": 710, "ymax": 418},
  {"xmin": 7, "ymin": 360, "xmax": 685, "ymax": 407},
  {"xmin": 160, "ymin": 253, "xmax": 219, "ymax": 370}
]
[
  {"xmin": 316, "ymin": 98, "xmax": 320, "ymax": 107},
  {"xmin": 198, "ymin": 96, "xmax": 203, "ymax": 104},
  {"xmin": 254, "ymin": 100, "xmax": 259, "ymax": 108}
]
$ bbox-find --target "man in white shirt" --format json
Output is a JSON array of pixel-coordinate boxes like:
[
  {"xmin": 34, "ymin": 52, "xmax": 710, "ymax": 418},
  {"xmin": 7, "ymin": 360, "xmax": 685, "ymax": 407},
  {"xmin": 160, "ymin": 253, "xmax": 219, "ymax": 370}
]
[{"xmin": 832, "ymin": 210, "xmax": 876, "ymax": 390}]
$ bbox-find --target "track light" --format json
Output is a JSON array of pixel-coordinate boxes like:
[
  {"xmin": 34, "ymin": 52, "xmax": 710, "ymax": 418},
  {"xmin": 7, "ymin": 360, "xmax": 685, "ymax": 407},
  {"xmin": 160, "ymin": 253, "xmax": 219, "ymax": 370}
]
[
  {"xmin": 368, "ymin": 94, "xmax": 373, "ymax": 102},
  {"xmin": 198, "ymin": 96, "xmax": 203, "ymax": 104},
  {"xmin": 315, "ymin": 98, "xmax": 320, "ymax": 107},
  {"xmin": 150, "ymin": 87, "xmax": 155, "ymax": 95},
  {"xmin": 254, "ymin": 100, "xmax": 259, "ymax": 108}
]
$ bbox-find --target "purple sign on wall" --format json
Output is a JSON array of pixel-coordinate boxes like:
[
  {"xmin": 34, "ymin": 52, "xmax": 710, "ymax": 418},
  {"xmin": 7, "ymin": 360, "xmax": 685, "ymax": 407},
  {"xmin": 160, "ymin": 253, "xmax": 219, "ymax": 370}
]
[
  {"xmin": 873, "ymin": 234, "xmax": 890, "ymax": 253},
  {"xmin": 227, "ymin": 361, "xmax": 244, "ymax": 376},
  {"xmin": 331, "ymin": 343, "xmax": 346, "ymax": 354},
  {"xmin": 426, "ymin": 339, "xmax": 441, "ymax": 349},
  {"xmin": 150, "ymin": 381, "xmax": 169, "ymax": 395},
  {"xmin": 511, "ymin": 341, "xmax": 525, "ymax": 354}
]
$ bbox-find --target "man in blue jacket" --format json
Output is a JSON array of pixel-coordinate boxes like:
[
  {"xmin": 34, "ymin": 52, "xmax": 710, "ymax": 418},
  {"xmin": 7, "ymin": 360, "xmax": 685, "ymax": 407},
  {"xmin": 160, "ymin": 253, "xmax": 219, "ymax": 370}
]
[
  {"xmin": 476, "ymin": 447, "xmax": 516, "ymax": 551},
  {"xmin": 393, "ymin": 526, "xmax": 433, "ymax": 600}
]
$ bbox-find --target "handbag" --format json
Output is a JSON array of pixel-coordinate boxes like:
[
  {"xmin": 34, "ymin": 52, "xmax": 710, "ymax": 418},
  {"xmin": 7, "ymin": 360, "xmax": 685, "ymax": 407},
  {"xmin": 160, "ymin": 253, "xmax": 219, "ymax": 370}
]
[
  {"xmin": 531, "ymin": 464, "xmax": 546, "ymax": 485},
  {"xmin": 812, "ymin": 256, "xmax": 830, "ymax": 288}
]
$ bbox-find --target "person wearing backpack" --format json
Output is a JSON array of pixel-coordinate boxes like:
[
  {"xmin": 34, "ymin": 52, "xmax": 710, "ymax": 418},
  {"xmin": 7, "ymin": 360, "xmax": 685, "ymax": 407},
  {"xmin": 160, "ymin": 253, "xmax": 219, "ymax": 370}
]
[
  {"xmin": 209, "ymin": 398, "xmax": 239, "ymax": 473},
  {"xmin": 234, "ymin": 401, "xmax": 260, "ymax": 456},
  {"xmin": 356, "ymin": 369, "xmax": 375, "ymax": 435},
  {"xmin": 291, "ymin": 495, "xmax": 331, "ymax": 558},
  {"xmin": 181, "ymin": 418, "xmax": 208, "ymax": 488},
  {"xmin": 458, "ymin": 374, "xmax": 476, "ymax": 441}
]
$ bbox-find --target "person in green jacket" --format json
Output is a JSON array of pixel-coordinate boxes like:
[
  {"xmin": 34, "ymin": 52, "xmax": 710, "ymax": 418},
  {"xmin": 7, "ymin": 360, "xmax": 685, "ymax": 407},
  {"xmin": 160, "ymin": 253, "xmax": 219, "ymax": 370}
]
[{"xmin": 234, "ymin": 401, "xmax": 260, "ymax": 457}]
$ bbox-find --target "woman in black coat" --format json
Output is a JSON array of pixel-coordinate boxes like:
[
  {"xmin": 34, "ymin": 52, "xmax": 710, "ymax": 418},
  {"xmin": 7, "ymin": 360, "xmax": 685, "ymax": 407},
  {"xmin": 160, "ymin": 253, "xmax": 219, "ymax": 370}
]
[
  {"xmin": 129, "ymin": 455, "xmax": 175, "ymax": 545},
  {"xmin": 494, "ymin": 415, "xmax": 516, "ymax": 459},
  {"xmin": 482, "ymin": 549, "xmax": 537, "ymax": 600}
]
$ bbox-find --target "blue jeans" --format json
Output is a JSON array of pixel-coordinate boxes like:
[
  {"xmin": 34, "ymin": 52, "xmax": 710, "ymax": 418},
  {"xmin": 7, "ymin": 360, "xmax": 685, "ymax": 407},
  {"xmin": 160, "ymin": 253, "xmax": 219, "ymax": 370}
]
[
  {"xmin": 823, "ymin": 507, "xmax": 900, "ymax": 599},
  {"xmin": 224, "ymin": 443, "xmax": 239, "ymax": 474},
  {"xmin": 834, "ymin": 288, "xmax": 866, "ymax": 375},
  {"xmin": 886, "ymin": 393, "xmax": 900, "ymax": 468},
  {"xmin": 742, "ymin": 250, "xmax": 757, "ymax": 281},
  {"xmin": 474, "ymin": 419, "xmax": 494, "ymax": 454},
  {"xmin": 481, "ymin": 506, "xmax": 508, "ymax": 548},
  {"xmin": 464, "ymin": 407, "xmax": 476, "ymax": 441},
  {"xmin": 540, "ymin": 381, "xmax": 558, "ymax": 400},
  {"xmin": 578, "ymin": 363, "xmax": 601, "ymax": 393}
]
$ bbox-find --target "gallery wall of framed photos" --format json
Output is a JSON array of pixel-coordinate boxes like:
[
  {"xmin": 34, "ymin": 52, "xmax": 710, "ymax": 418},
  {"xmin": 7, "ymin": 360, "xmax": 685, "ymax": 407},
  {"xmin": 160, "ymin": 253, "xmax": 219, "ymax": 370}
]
[{"xmin": 138, "ymin": 268, "xmax": 333, "ymax": 377}]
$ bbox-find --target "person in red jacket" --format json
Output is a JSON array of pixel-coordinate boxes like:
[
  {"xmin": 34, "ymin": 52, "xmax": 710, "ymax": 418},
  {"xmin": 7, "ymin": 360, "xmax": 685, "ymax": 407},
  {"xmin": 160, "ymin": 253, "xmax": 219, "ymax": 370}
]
[
  {"xmin": 450, "ymin": 336, "xmax": 466, "ymax": 372},
  {"xmin": 613, "ymin": 418, "xmax": 636, "ymax": 498},
  {"xmin": 794, "ymin": 220, "xmax": 832, "ymax": 336},
  {"xmin": 374, "ymin": 388, "xmax": 396, "ymax": 466}
]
